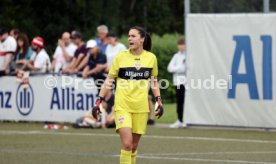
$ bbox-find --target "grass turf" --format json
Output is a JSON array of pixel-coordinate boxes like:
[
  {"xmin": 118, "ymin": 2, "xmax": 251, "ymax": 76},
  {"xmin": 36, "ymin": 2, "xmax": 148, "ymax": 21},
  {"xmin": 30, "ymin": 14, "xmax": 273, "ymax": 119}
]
[
  {"xmin": 1, "ymin": 122, "xmax": 276, "ymax": 164},
  {"xmin": 155, "ymin": 103, "xmax": 177, "ymax": 124}
]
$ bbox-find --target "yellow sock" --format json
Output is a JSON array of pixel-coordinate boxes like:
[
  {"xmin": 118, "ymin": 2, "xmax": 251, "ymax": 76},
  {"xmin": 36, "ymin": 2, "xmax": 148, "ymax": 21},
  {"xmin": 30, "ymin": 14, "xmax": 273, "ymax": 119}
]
[
  {"xmin": 120, "ymin": 149, "xmax": 132, "ymax": 164},
  {"xmin": 131, "ymin": 150, "xmax": 137, "ymax": 164}
]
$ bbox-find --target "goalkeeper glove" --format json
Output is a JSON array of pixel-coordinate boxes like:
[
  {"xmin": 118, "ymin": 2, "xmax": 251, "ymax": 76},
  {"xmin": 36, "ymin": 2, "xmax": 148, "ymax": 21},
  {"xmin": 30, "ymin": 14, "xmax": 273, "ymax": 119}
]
[
  {"xmin": 154, "ymin": 96, "xmax": 164, "ymax": 119},
  {"xmin": 92, "ymin": 96, "xmax": 104, "ymax": 120}
]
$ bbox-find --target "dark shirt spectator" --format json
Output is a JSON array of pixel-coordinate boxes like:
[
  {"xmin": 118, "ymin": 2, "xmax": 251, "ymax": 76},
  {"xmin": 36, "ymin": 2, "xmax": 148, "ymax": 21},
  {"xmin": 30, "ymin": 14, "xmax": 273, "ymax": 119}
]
[{"xmin": 62, "ymin": 31, "xmax": 87, "ymax": 74}]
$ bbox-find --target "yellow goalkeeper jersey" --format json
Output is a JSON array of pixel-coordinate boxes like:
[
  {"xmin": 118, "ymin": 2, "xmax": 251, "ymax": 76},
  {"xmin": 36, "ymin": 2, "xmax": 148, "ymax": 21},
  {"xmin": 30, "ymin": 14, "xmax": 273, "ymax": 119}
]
[{"xmin": 108, "ymin": 49, "xmax": 158, "ymax": 113}]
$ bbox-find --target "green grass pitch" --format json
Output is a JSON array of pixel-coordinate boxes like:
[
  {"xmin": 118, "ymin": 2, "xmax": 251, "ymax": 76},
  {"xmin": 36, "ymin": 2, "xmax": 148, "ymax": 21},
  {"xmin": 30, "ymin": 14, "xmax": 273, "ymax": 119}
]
[{"xmin": 1, "ymin": 121, "xmax": 276, "ymax": 164}]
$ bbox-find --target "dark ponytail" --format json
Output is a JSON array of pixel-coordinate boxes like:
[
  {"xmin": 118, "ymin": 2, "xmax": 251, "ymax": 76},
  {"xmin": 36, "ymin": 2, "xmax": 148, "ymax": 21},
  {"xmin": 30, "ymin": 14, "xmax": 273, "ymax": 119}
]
[{"xmin": 130, "ymin": 26, "xmax": 152, "ymax": 51}]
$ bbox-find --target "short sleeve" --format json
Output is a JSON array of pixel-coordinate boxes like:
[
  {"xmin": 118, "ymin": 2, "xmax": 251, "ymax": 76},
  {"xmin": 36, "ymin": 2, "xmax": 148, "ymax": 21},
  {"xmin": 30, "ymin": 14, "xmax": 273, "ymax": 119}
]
[
  {"xmin": 4, "ymin": 37, "xmax": 17, "ymax": 52},
  {"xmin": 151, "ymin": 56, "xmax": 158, "ymax": 77},
  {"xmin": 108, "ymin": 54, "xmax": 119, "ymax": 77},
  {"xmin": 34, "ymin": 54, "xmax": 45, "ymax": 69}
]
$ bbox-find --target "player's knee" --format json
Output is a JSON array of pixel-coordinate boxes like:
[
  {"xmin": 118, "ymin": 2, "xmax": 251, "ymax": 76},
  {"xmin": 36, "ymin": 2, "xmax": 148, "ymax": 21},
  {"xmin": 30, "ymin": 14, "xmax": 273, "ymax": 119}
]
[
  {"xmin": 132, "ymin": 143, "xmax": 138, "ymax": 151},
  {"xmin": 122, "ymin": 142, "xmax": 133, "ymax": 151},
  {"xmin": 123, "ymin": 144, "xmax": 132, "ymax": 151}
]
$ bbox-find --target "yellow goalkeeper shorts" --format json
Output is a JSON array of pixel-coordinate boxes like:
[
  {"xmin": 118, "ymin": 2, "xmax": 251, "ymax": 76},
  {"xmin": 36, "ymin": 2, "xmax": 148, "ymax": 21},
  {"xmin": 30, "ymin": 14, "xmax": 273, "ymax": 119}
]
[{"xmin": 114, "ymin": 110, "xmax": 148, "ymax": 135}]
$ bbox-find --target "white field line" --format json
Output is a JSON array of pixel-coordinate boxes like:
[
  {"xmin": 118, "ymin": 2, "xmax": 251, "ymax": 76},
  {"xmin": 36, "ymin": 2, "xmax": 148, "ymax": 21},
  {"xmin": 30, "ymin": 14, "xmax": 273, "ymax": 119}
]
[
  {"xmin": 137, "ymin": 155, "xmax": 276, "ymax": 164},
  {"xmin": 0, "ymin": 130, "xmax": 276, "ymax": 144},
  {"xmin": 0, "ymin": 148, "xmax": 275, "ymax": 164},
  {"xmin": 139, "ymin": 151, "xmax": 276, "ymax": 156}
]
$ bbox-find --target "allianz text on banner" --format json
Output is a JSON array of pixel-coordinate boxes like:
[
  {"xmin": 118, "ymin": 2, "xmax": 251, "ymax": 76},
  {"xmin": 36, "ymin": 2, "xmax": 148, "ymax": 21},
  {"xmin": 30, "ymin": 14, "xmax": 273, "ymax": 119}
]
[
  {"xmin": 0, "ymin": 75, "xmax": 98, "ymax": 123},
  {"xmin": 185, "ymin": 14, "xmax": 276, "ymax": 128}
]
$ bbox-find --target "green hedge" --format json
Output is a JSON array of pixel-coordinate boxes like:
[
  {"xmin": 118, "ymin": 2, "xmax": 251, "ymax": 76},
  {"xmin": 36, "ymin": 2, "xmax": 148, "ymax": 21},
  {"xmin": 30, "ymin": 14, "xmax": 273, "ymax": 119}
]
[{"xmin": 119, "ymin": 33, "xmax": 182, "ymax": 103}]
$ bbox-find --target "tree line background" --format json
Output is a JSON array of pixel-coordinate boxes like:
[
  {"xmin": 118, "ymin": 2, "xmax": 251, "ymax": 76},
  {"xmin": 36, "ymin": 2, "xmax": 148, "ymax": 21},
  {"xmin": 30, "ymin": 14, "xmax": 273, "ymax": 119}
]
[{"xmin": 1, "ymin": 0, "xmax": 275, "ymax": 102}]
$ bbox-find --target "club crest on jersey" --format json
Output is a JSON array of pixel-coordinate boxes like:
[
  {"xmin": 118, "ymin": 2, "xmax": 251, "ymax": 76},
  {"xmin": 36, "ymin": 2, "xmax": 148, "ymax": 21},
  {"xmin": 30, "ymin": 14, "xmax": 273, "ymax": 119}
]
[
  {"xmin": 118, "ymin": 117, "xmax": 125, "ymax": 124},
  {"xmin": 135, "ymin": 63, "xmax": 141, "ymax": 70}
]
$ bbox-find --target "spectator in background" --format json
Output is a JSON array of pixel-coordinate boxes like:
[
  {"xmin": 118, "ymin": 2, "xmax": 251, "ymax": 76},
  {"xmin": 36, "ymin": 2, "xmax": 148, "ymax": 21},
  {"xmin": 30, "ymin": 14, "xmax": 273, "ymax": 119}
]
[
  {"xmin": 0, "ymin": 27, "xmax": 17, "ymax": 76},
  {"xmin": 81, "ymin": 40, "xmax": 107, "ymax": 90},
  {"xmin": 14, "ymin": 33, "xmax": 33, "ymax": 70},
  {"xmin": 105, "ymin": 32, "xmax": 126, "ymax": 72},
  {"xmin": 167, "ymin": 38, "xmax": 186, "ymax": 128},
  {"xmin": 74, "ymin": 100, "xmax": 115, "ymax": 129},
  {"xmin": 51, "ymin": 32, "xmax": 77, "ymax": 73},
  {"xmin": 9, "ymin": 28, "xmax": 20, "ymax": 40},
  {"xmin": 82, "ymin": 40, "xmax": 115, "ymax": 127},
  {"xmin": 63, "ymin": 31, "xmax": 87, "ymax": 74},
  {"xmin": 24, "ymin": 36, "xmax": 51, "ymax": 73},
  {"xmin": 96, "ymin": 25, "xmax": 109, "ymax": 54}
]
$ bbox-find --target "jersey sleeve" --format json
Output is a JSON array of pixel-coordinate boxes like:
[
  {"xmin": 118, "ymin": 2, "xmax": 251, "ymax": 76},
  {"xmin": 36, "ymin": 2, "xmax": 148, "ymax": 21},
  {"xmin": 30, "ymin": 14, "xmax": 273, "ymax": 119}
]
[
  {"xmin": 151, "ymin": 55, "xmax": 158, "ymax": 77},
  {"xmin": 108, "ymin": 53, "xmax": 120, "ymax": 77}
]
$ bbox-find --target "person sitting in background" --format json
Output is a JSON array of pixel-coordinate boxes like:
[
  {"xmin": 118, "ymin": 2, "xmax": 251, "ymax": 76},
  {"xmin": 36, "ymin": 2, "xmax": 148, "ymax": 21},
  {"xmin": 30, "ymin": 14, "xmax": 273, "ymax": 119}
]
[
  {"xmin": 167, "ymin": 38, "xmax": 186, "ymax": 128},
  {"xmin": 14, "ymin": 33, "xmax": 33, "ymax": 70},
  {"xmin": 105, "ymin": 32, "xmax": 126, "ymax": 72},
  {"xmin": 62, "ymin": 31, "xmax": 87, "ymax": 74},
  {"xmin": 96, "ymin": 25, "xmax": 109, "ymax": 54},
  {"xmin": 51, "ymin": 32, "xmax": 77, "ymax": 73},
  {"xmin": 74, "ymin": 100, "xmax": 115, "ymax": 129},
  {"xmin": 9, "ymin": 28, "xmax": 20, "ymax": 40},
  {"xmin": 24, "ymin": 36, "xmax": 51, "ymax": 73},
  {"xmin": 0, "ymin": 27, "xmax": 17, "ymax": 76}
]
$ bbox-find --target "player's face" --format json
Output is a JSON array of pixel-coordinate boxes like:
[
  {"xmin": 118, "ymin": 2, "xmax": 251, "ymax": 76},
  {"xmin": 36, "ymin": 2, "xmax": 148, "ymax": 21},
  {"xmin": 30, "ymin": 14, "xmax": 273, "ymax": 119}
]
[{"xmin": 128, "ymin": 29, "xmax": 144, "ymax": 51}]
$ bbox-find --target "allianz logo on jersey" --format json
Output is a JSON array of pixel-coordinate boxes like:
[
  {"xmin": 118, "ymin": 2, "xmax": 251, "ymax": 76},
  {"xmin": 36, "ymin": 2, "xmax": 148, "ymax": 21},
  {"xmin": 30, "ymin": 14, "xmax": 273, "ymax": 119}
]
[
  {"xmin": 0, "ymin": 83, "xmax": 34, "ymax": 116},
  {"xmin": 125, "ymin": 71, "xmax": 149, "ymax": 78}
]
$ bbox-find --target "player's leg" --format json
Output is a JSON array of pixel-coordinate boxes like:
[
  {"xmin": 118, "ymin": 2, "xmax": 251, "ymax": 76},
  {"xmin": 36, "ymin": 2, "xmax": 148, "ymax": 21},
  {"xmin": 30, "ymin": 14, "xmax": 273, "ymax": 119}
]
[
  {"xmin": 131, "ymin": 133, "xmax": 141, "ymax": 164},
  {"xmin": 115, "ymin": 111, "xmax": 133, "ymax": 164},
  {"xmin": 131, "ymin": 112, "xmax": 148, "ymax": 164},
  {"xmin": 119, "ymin": 128, "xmax": 133, "ymax": 164}
]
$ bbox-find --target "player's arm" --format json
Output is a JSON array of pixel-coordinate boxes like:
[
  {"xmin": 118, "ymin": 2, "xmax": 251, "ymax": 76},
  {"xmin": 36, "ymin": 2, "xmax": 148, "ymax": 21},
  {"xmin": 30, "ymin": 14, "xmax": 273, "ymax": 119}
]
[
  {"xmin": 92, "ymin": 76, "xmax": 115, "ymax": 120},
  {"xmin": 151, "ymin": 76, "xmax": 164, "ymax": 119}
]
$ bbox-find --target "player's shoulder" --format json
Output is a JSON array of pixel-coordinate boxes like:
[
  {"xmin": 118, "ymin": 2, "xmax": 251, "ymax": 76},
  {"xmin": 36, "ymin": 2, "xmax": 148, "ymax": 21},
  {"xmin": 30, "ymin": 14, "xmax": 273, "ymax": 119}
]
[
  {"xmin": 116, "ymin": 49, "xmax": 129, "ymax": 58},
  {"xmin": 143, "ymin": 50, "xmax": 157, "ymax": 59}
]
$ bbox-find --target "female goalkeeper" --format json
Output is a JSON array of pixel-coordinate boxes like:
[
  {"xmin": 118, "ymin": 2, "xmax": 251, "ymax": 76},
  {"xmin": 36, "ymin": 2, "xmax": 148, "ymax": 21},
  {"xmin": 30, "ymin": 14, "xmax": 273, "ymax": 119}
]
[{"xmin": 92, "ymin": 26, "xmax": 164, "ymax": 164}]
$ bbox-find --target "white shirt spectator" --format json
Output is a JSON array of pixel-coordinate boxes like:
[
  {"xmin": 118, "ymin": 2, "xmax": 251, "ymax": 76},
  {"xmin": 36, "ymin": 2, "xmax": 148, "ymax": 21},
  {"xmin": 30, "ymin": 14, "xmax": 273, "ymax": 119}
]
[
  {"xmin": 30, "ymin": 49, "xmax": 51, "ymax": 73},
  {"xmin": 167, "ymin": 51, "xmax": 186, "ymax": 86},
  {"xmin": 105, "ymin": 43, "xmax": 126, "ymax": 68},
  {"xmin": 53, "ymin": 43, "xmax": 77, "ymax": 72},
  {"xmin": 0, "ymin": 36, "xmax": 17, "ymax": 54},
  {"xmin": 0, "ymin": 36, "xmax": 17, "ymax": 69}
]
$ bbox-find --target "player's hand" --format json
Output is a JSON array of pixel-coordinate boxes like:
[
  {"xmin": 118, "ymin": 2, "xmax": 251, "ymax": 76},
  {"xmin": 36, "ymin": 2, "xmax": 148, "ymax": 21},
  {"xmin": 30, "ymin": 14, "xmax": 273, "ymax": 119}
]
[
  {"xmin": 92, "ymin": 96, "xmax": 104, "ymax": 120},
  {"xmin": 154, "ymin": 96, "xmax": 164, "ymax": 119}
]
